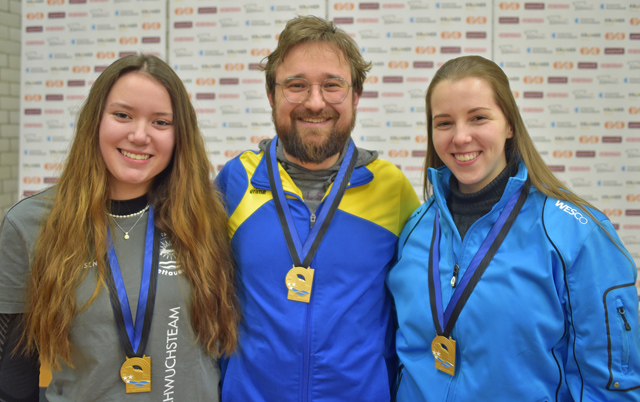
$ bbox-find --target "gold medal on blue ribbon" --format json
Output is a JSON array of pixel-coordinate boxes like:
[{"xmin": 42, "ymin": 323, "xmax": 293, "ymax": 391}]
[
  {"xmin": 431, "ymin": 335, "xmax": 456, "ymax": 376},
  {"xmin": 427, "ymin": 180, "xmax": 531, "ymax": 377},
  {"xmin": 121, "ymin": 355, "xmax": 151, "ymax": 393},
  {"xmin": 266, "ymin": 137, "xmax": 358, "ymax": 304},
  {"xmin": 106, "ymin": 207, "xmax": 160, "ymax": 394},
  {"xmin": 285, "ymin": 265, "xmax": 315, "ymax": 303}
]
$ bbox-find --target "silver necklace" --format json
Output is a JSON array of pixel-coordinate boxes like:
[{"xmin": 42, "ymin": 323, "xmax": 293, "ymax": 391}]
[{"xmin": 109, "ymin": 204, "xmax": 149, "ymax": 240}]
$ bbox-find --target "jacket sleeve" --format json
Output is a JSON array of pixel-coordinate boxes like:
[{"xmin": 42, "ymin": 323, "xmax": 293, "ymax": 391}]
[
  {"xmin": 0, "ymin": 314, "xmax": 40, "ymax": 402},
  {"xmin": 562, "ymin": 217, "xmax": 640, "ymax": 401}
]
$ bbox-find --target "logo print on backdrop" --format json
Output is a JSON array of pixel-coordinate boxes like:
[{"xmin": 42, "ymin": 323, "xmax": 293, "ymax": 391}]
[
  {"xmin": 441, "ymin": 31, "xmax": 462, "ymax": 39},
  {"xmin": 119, "ymin": 37, "xmax": 138, "ymax": 45},
  {"xmin": 579, "ymin": 136, "xmax": 599, "ymax": 143},
  {"xmin": 499, "ymin": 2, "xmax": 520, "ymax": 10},
  {"xmin": 627, "ymin": 195, "xmax": 640, "ymax": 202},
  {"xmin": 196, "ymin": 78, "xmax": 215, "ymax": 86},
  {"xmin": 523, "ymin": 76, "xmax": 543, "ymax": 84},
  {"xmin": 553, "ymin": 61, "xmax": 574, "ymax": 69},
  {"xmin": 97, "ymin": 51, "xmax": 116, "ymax": 59},
  {"xmin": 605, "ymin": 32, "xmax": 625, "ymax": 40},
  {"xmin": 174, "ymin": 7, "xmax": 193, "ymax": 14},
  {"xmin": 604, "ymin": 121, "xmax": 625, "ymax": 129},
  {"xmin": 334, "ymin": 3, "xmax": 354, "ymax": 10},
  {"xmin": 142, "ymin": 22, "xmax": 161, "ymax": 30},
  {"xmin": 552, "ymin": 150, "xmax": 573, "ymax": 158},
  {"xmin": 388, "ymin": 61, "xmax": 409, "ymax": 69},
  {"xmin": 603, "ymin": 209, "xmax": 623, "ymax": 217},
  {"xmin": 251, "ymin": 48, "xmax": 270, "ymax": 56},
  {"xmin": 466, "ymin": 16, "xmax": 487, "ymax": 24},
  {"xmin": 46, "ymin": 80, "xmax": 64, "ymax": 87},
  {"xmin": 416, "ymin": 46, "xmax": 436, "ymax": 54}
]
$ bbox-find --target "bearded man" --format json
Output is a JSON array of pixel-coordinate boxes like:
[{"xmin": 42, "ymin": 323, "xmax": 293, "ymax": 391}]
[{"xmin": 215, "ymin": 15, "xmax": 420, "ymax": 402}]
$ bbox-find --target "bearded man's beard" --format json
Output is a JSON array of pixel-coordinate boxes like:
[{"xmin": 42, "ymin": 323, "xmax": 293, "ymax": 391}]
[{"xmin": 273, "ymin": 107, "xmax": 357, "ymax": 164}]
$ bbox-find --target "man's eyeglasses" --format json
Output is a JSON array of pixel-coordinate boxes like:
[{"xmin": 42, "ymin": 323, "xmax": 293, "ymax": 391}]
[{"xmin": 275, "ymin": 77, "xmax": 353, "ymax": 104}]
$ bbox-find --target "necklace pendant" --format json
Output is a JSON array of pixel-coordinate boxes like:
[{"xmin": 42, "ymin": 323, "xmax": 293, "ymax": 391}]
[{"xmin": 124, "ymin": 233, "xmax": 130, "ymax": 240}]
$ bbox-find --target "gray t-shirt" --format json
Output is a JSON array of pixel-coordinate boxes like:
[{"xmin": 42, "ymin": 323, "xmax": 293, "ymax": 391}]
[{"xmin": 0, "ymin": 187, "xmax": 220, "ymax": 401}]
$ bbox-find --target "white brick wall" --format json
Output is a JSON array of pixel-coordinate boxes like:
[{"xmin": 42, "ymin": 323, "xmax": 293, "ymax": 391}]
[{"xmin": 0, "ymin": 0, "xmax": 19, "ymax": 217}]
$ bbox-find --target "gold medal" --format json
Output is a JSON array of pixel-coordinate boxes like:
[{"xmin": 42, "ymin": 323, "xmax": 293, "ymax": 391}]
[
  {"xmin": 431, "ymin": 335, "xmax": 456, "ymax": 376},
  {"xmin": 285, "ymin": 266, "xmax": 315, "ymax": 303},
  {"xmin": 120, "ymin": 355, "xmax": 151, "ymax": 393}
]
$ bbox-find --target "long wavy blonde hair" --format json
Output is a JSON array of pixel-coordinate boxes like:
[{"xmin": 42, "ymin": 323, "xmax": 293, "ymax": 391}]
[{"xmin": 22, "ymin": 54, "xmax": 238, "ymax": 369}]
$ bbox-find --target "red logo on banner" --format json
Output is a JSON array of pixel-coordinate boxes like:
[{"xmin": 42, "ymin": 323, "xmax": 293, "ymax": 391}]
[
  {"xmin": 605, "ymin": 32, "xmax": 625, "ymax": 40},
  {"xmin": 579, "ymin": 136, "xmax": 599, "ymax": 143},
  {"xmin": 466, "ymin": 16, "xmax": 487, "ymax": 24},
  {"xmin": 388, "ymin": 61, "xmax": 409, "ymax": 69},
  {"xmin": 441, "ymin": 31, "xmax": 462, "ymax": 39},
  {"xmin": 334, "ymin": 2, "xmax": 354, "ymax": 10},
  {"xmin": 119, "ymin": 37, "xmax": 138, "ymax": 45},
  {"xmin": 142, "ymin": 22, "xmax": 161, "ymax": 30},
  {"xmin": 251, "ymin": 48, "xmax": 270, "ymax": 56},
  {"xmin": 24, "ymin": 94, "xmax": 42, "ymax": 102},
  {"xmin": 553, "ymin": 61, "xmax": 574, "ymax": 69},
  {"xmin": 47, "ymin": 0, "xmax": 64, "ymax": 4},
  {"xmin": 388, "ymin": 150, "xmax": 409, "ymax": 157},
  {"xmin": 45, "ymin": 163, "xmax": 63, "ymax": 171},
  {"xmin": 580, "ymin": 47, "xmax": 600, "ymax": 55},
  {"xmin": 631, "ymin": 18, "xmax": 640, "ymax": 26},
  {"xmin": 416, "ymin": 46, "xmax": 436, "ymax": 54},
  {"xmin": 97, "ymin": 51, "xmax": 115, "ymax": 59},
  {"xmin": 627, "ymin": 194, "xmax": 640, "ymax": 202},
  {"xmin": 552, "ymin": 150, "xmax": 573, "ymax": 158},
  {"xmin": 224, "ymin": 150, "xmax": 242, "ymax": 158},
  {"xmin": 196, "ymin": 78, "xmax": 215, "ymax": 86},
  {"xmin": 604, "ymin": 121, "xmax": 625, "ymax": 129},
  {"xmin": 46, "ymin": 80, "xmax": 64, "ymax": 87},
  {"xmin": 523, "ymin": 76, "xmax": 543, "ymax": 84},
  {"xmin": 72, "ymin": 65, "xmax": 90, "ymax": 73},
  {"xmin": 603, "ymin": 208, "xmax": 622, "ymax": 217},
  {"xmin": 499, "ymin": 2, "xmax": 519, "ymax": 9},
  {"xmin": 23, "ymin": 177, "xmax": 42, "ymax": 184},
  {"xmin": 225, "ymin": 63, "xmax": 244, "ymax": 71},
  {"xmin": 364, "ymin": 76, "xmax": 379, "ymax": 84},
  {"xmin": 26, "ymin": 12, "xmax": 44, "ymax": 19},
  {"xmin": 512, "ymin": 91, "xmax": 519, "ymax": 98},
  {"xmin": 174, "ymin": 7, "xmax": 193, "ymax": 15},
  {"xmin": 629, "ymin": 107, "xmax": 640, "ymax": 115},
  {"xmin": 415, "ymin": 135, "xmax": 427, "ymax": 143}
]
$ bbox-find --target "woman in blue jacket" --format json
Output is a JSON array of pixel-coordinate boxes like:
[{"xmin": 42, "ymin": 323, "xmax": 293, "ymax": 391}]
[{"xmin": 388, "ymin": 55, "xmax": 640, "ymax": 401}]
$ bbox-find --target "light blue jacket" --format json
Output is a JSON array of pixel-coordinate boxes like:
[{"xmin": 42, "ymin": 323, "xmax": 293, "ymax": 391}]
[{"xmin": 388, "ymin": 161, "xmax": 640, "ymax": 401}]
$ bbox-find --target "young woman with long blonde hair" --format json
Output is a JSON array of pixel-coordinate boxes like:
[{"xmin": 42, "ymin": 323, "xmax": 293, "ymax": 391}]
[{"xmin": 0, "ymin": 54, "xmax": 238, "ymax": 401}]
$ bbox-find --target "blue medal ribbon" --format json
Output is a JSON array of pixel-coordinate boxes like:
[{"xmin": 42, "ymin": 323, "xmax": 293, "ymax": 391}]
[
  {"xmin": 266, "ymin": 136, "xmax": 358, "ymax": 268},
  {"xmin": 428, "ymin": 178, "xmax": 531, "ymax": 336},
  {"xmin": 106, "ymin": 206, "xmax": 159, "ymax": 357}
]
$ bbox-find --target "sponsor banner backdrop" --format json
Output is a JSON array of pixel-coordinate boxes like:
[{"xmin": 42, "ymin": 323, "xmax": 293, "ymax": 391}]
[
  {"xmin": 329, "ymin": 0, "xmax": 492, "ymax": 191},
  {"xmin": 17, "ymin": 1, "xmax": 640, "ymax": 268},
  {"xmin": 168, "ymin": 1, "xmax": 327, "ymax": 172},
  {"xmin": 19, "ymin": 0, "xmax": 166, "ymax": 196},
  {"xmin": 494, "ymin": 1, "xmax": 640, "ymax": 268}
]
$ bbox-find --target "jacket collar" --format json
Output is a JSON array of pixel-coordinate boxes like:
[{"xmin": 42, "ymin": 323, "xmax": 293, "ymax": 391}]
[{"xmin": 250, "ymin": 141, "xmax": 375, "ymax": 194}]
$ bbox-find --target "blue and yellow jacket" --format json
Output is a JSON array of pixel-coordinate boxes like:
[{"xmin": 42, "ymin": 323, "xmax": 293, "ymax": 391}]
[
  {"xmin": 216, "ymin": 142, "xmax": 420, "ymax": 402},
  {"xmin": 388, "ymin": 161, "xmax": 640, "ymax": 402}
]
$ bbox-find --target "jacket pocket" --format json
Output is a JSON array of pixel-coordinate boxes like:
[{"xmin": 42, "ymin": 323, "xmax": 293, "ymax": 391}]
[{"xmin": 603, "ymin": 283, "xmax": 640, "ymax": 391}]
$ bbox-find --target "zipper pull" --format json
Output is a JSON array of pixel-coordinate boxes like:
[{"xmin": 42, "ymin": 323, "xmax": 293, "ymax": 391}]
[
  {"xmin": 310, "ymin": 213, "xmax": 316, "ymax": 228},
  {"xmin": 450, "ymin": 264, "xmax": 459, "ymax": 287},
  {"xmin": 618, "ymin": 307, "xmax": 632, "ymax": 331}
]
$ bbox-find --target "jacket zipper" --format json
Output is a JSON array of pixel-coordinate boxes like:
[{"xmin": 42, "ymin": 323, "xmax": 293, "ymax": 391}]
[{"xmin": 450, "ymin": 264, "xmax": 459, "ymax": 287}]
